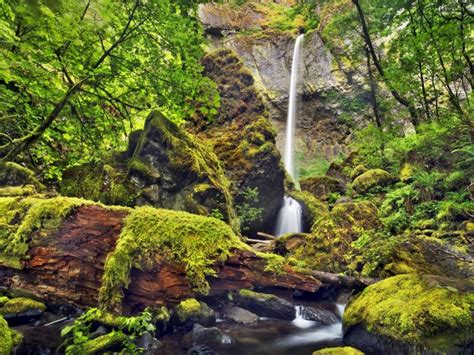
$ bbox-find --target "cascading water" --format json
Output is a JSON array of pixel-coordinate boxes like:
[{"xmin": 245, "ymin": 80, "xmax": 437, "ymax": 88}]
[{"xmin": 275, "ymin": 34, "xmax": 304, "ymax": 237}]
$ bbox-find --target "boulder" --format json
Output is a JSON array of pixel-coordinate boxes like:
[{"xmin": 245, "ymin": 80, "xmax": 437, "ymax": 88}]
[
  {"xmin": 236, "ymin": 289, "xmax": 295, "ymax": 320},
  {"xmin": 186, "ymin": 344, "xmax": 218, "ymax": 355},
  {"xmin": 222, "ymin": 305, "xmax": 258, "ymax": 324},
  {"xmin": 349, "ymin": 165, "xmax": 368, "ymax": 180},
  {"xmin": 300, "ymin": 175, "xmax": 346, "ymax": 201},
  {"xmin": 0, "ymin": 297, "xmax": 46, "ymax": 323},
  {"xmin": 313, "ymin": 347, "xmax": 363, "ymax": 355},
  {"xmin": 172, "ymin": 299, "xmax": 216, "ymax": 330},
  {"xmin": 343, "ymin": 274, "xmax": 474, "ymax": 354},
  {"xmin": 289, "ymin": 190, "xmax": 329, "ymax": 231},
  {"xmin": 181, "ymin": 324, "xmax": 231, "ymax": 349},
  {"xmin": 352, "ymin": 169, "xmax": 395, "ymax": 194},
  {"xmin": 193, "ymin": 48, "xmax": 285, "ymax": 234},
  {"xmin": 301, "ymin": 305, "xmax": 339, "ymax": 325}
]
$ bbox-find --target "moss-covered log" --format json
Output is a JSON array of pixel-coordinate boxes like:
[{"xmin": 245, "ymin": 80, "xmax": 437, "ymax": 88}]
[{"xmin": 0, "ymin": 197, "xmax": 320, "ymax": 313}]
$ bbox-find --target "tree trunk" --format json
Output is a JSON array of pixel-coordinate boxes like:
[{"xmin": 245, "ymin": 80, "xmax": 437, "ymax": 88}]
[{"xmin": 0, "ymin": 204, "xmax": 321, "ymax": 313}]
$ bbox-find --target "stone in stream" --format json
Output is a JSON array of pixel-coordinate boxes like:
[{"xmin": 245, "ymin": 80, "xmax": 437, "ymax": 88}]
[
  {"xmin": 181, "ymin": 323, "xmax": 231, "ymax": 349},
  {"xmin": 171, "ymin": 299, "xmax": 216, "ymax": 330},
  {"xmin": 236, "ymin": 289, "xmax": 295, "ymax": 320},
  {"xmin": 301, "ymin": 305, "xmax": 340, "ymax": 325},
  {"xmin": 222, "ymin": 305, "xmax": 258, "ymax": 324},
  {"xmin": 186, "ymin": 344, "xmax": 217, "ymax": 355}
]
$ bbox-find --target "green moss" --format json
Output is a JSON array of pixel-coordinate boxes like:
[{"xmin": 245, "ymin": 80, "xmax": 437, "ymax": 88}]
[
  {"xmin": 83, "ymin": 330, "xmax": 127, "ymax": 354},
  {"xmin": 289, "ymin": 190, "xmax": 329, "ymax": 225},
  {"xmin": 11, "ymin": 329, "xmax": 23, "ymax": 348},
  {"xmin": 313, "ymin": 347, "xmax": 364, "ymax": 355},
  {"xmin": 0, "ymin": 315, "xmax": 13, "ymax": 354},
  {"xmin": 0, "ymin": 185, "xmax": 37, "ymax": 197},
  {"xmin": 175, "ymin": 298, "xmax": 203, "ymax": 322},
  {"xmin": 0, "ymin": 297, "xmax": 46, "ymax": 315},
  {"xmin": 0, "ymin": 162, "xmax": 45, "ymax": 191},
  {"xmin": 344, "ymin": 274, "xmax": 474, "ymax": 349},
  {"xmin": 0, "ymin": 196, "xmax": 89, "ymax": 268},
  {"xmin": 350, "ymin": 165, "xmax": 368, "ymax": 181},
  {"xmin": 99, "ymin": 206, "xmax": 248, "ymax": 310},
  {"xmin": 300, "ymin": 175, "xmax": 345, "ymax": 200},
  {"xmin": 352, "ymin": 169, "xmax": 395, "ymax": 194},
  {"xmin": 239, "ymin": 289, "xmax": 276, "ymax": 301},
  {"xmin": 0, "ymin": 296, "xmax": 9, "ymax": 306},
  {"xmin": 400, "ymin": 163, "xmax": 415, "ymax": 182}
]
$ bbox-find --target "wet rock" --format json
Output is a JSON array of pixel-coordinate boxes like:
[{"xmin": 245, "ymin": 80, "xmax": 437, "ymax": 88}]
[
  {"xmin": 301, "ymin": 306, "xmax": 339, "ymax": 325},
  {"xmin": 0, "ymin": 297, "xmax": 46, "ymax": 324},
  {"xmin": 236, "ymin": 289, "xmax": 295, "ymax": 320},
  {"xmin": 172, "ymin": 299, "xmax": 216, "ymax": 330},
  {"xmin": 186, "ymin": 344, "xmax": 218, "ymax": 355},
  {"xmin": 222, "ymin": 305, "xmax": 258, "ymax": 324},
  {"xmin": 16, "ymin": 324, "xmax": 64, "ymax": 354},
  {"xmin": 135, "ymin": 331, "xmax": 163, "ymax": 354},
  {"xmin": 89, "ymin": 325, "xmax": 109, "ymax": 339},
  {"xmin": 181, "ymin": 324, "xmax": 231, "ymax": 349},
  {"xmin": 343, "ymin": 274, "xmax": 474, "ymax": 354}
]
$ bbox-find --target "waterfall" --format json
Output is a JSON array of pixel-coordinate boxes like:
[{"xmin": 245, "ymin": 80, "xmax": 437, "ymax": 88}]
[{"xmin": 275, "ymin": 34, "xmax": 304, "ymax": 237}]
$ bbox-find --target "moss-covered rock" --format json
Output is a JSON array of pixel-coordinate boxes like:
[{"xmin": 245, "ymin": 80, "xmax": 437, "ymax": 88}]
[
  {"xmin": 236, "ymin": 289, "xmax": 295, "ymax": 320},
  {"xmin": 349, "ymin": 165, "xmax": 368, "ymax": 181},
  {"xmin": 313, "ymin": 347, "xmax": 363, "ymax": 355},
  {"xmin": 0, "ymin": 185, "xmax": 37, "ymax": 197},
  {"xmin": 172, "ymin": 298, "xmax": 215, "ymax": 329},
  {"xmin": 99, "ymin": 206, "xmax": 248, "ymax": 310},
  {"xmin": 343, "ymin": 274, "xmax": 474, "ymax": 353},
  {"xmin": 192, "ymin": 48, "xmax": 285, "ymax": 234},
  {"xmin": 285, "ymin": 201, "xmax": 380, "ymax": 273},
  {"xmin": 300, "ymin": 175, "xmax": 346, "ymax": 201},
  {"xmin": 289, "ymin": 191, "xmax": 329, "ymax": 231},
  {"xmin": 0, "ymin": 297, "xmax": 46, "ymax": 317},
  {"xmin": 83, "ymin": 330, "xmax": 127, "ymax": 354},
  {"xmin": 0, "ymin": 314, "xmax": 13, "ymax": 354},
  {"xmin": 352, "ymin": 169, "xmax": 395, "ymax": 194}
]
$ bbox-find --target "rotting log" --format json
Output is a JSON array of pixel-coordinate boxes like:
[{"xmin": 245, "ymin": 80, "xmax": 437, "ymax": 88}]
[{"xmin": 0, "ymin": 204, "xmax": 321, "ymax": 312}]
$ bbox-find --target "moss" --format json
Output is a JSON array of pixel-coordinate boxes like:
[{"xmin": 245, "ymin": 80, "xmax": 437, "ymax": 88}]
[
  {"xmin": 0, "ymin": 296, "xmax": 9, "ymax": 306},
  {"xmin": 0, "ymin": 196, "xmax": 89, "ymax": 268},
  {"xmin": 0, "ymin": 297, "xmax": 46, "ymax": 315},
  {"xmin": 289, "ymin": 190, "xmax": 329, "ymax": 226},
  {"xmin": 99, "ymin": 206, "xmax": 248, "ymax": 310},
  {"xmin": 0, "ymin": 162, "xmax": 45, "ymax": 191},
  {"xmin": 11, "ymin": 329, "xmax": 23, "ymax": 348},
  {"xmin": 83, "ymin": 330, "xmax": 127, "ymax": 354},
  {"xmin": 239, "ymin": 289, "xmax": 276, "ymax": 301},
  {"xmin": 313, "ymin": 347, "xmax": 364, "ymax": 355},
  {"xmin": 352, "ymin": 169, "xmax": 395, "ymax": 194},
  {"xmin": 400, "ymin": 163, "xmax": 415, "ymax": 182},
  {"xmin": 0, "ymin": 185, "xmax": 37, "ymax": 197},
  {"xmin": 344, "ymin": 274, "xmax": 474, "ymax": 350},
  {"xmin": 175, "ymin": 298, "xmax": 202, "ymax": 322},
  {"xmin": 350, "ymin": 165, "xmax": 368, "ymax": 181},
  {"xmin": 0, "ymin": 315, "xmax": 13, "ymax": 354},
  {"xmin": 300, "ymin": 175, "xmax": 346, "ymax": 200}
]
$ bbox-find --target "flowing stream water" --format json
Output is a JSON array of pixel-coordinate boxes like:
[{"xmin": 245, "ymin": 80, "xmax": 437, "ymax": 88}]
[{"xmin": 275, "ymin": 33, "xmax": 304, "ymax": 237}]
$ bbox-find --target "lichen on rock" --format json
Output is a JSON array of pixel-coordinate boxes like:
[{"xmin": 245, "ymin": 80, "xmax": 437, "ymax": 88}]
[{"xmin": 343, "ymin": 274, "xmax": 474, "ymax": 352}]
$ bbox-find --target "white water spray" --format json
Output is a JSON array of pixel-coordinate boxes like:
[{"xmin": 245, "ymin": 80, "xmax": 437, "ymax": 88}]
[{"xmin": 275, "ymin": 34, "xmax": 304, "ymax": 237}]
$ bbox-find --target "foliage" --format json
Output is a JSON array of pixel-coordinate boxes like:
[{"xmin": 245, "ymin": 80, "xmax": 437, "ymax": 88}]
[
  {"xmin": 0, "ymin": 0, "xmax": 218, "ymax": 179},
  {"xmin": 61, "ymin": 307, "xmax": 156, "ymax": 354},
  {"xmin": 236, "ymin": 187, "xmax": 263, "ymax": 231}
]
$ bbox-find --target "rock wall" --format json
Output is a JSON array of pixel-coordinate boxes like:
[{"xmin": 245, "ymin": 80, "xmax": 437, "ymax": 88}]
[{"xmin": 199, "ymin": 2, "xmax": 372, "ymax": 171}]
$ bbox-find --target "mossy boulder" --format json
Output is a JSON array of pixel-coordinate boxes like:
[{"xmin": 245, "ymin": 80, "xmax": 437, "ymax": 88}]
[
  {"xmin": 352, "ymin": 169, "xmax": 395, "ymax": 194},
  {"xmin": 171, "ymin": 298, "xmax": 216, "ymax": 330},
  {"xmin": 343, "ymin": 274, "xmax": 474, "ymax": 354},
  {"xmin": 236, "ymin": 289, "xmax": 295, "ymax": 320},
  {"xmin": 300, "ymin": 175, "xmax": 346, "ymax": 201},
  {"xmin": 285, "ymin": 201, "xmax": 380, "ymax": 273},
  {"xmin": 313, "ymin": 347, "xmax": 363, "ymax": 355},
  {"xmin": 350, "ymin": 165, "xmax": 368, "ymax": 181},
  {"xmin": 192, "ymin": 48, "xmax": 284, "ymax": 234},
  {"xmin": 0, "ymin": 297, "xmax": 46, "ymax": 321},
  {"xmin": 0, "ymin": 315, "xmax": 13, "ymax": 354},
  {"xmin": 83, "ymin": 331, "xmax": 128, "ymax": 354},
  {"xmin": 289, "ymin": 191, "xmax": 329, "ymax": 231}
]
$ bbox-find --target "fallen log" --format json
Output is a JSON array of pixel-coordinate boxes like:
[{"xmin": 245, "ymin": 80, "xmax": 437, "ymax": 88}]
[
  {"xmin": 256, "ymin": 232, "xmax": 277, "ymax": 240},
  {"xmin": 0, "ymin": 199, "xmax": 321, "ymax": 313},
  {"xmin": 308, "ymin": 270, "xmax": 378, "ymax": 290}
]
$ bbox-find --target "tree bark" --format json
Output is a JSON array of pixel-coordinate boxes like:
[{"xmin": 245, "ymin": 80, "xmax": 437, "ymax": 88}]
[
  {"xmin": 352, "ymin": 0, "xmax": 420, "ymax": 127},
  {"xmin": 0, "ymin": 204, "xmax": 321, "ymax": 313}
]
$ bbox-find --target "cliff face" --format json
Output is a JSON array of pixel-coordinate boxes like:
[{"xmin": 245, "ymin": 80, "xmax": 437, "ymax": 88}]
[{"xmin": 199, "ymin": 2, "xmax": 371, "ymax": 173}]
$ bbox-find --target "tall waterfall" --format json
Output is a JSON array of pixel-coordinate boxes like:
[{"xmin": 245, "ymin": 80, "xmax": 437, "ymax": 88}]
[{"xmin": 275, "ymin": 34, "xmax": 304, "ymax": 237}]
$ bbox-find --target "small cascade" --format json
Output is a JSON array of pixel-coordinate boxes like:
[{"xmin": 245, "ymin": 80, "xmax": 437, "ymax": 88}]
[
  {"xmin": 274, "ymin": 196, "xmax": 303, "ymax": 236},
  {"xmin": 275, "ymin": 33, "xmax": 304, "ymax": 237}
]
